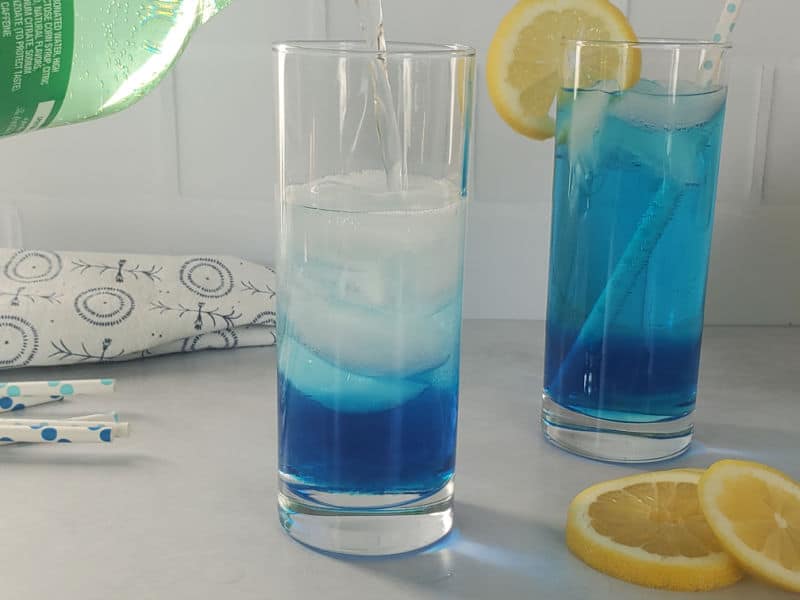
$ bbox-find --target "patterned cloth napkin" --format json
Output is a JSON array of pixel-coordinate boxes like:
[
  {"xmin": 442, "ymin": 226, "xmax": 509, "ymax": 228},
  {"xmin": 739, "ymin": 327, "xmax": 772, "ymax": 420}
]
[{"xmin": 0, "ymin": 249, "xmax": 276, "ymax": 369}]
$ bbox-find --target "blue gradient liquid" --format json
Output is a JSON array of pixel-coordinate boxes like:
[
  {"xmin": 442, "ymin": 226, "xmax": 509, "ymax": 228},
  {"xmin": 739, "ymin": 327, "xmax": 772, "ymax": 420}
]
[
  {"xmin": 544, "ymin": 83, "xmax": 727, "ymax": 423},
  {"xmin": 278, "ymin": 342, "xmax": 459, "ymax": 495}
]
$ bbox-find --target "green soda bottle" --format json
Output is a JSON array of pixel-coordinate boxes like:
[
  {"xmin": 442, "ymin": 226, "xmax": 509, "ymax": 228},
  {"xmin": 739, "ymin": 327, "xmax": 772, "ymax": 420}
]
[{"xmin": 0, "ymin": 0, "xmax": 230, "ymax": 138}]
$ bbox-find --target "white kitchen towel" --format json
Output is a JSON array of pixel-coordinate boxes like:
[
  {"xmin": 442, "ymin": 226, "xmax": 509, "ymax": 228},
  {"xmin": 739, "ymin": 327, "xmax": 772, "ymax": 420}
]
[{"xmin": 0, "ymin": 249, "xmax": 276, "ymax": 369}]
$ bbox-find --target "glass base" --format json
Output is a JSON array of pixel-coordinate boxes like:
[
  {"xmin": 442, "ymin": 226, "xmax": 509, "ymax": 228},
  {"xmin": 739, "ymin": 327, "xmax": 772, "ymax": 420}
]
[
  {"xmin": 541, "ymin": 394, "xmax": 693, "ymax": 463},
  {"xmin": 277, "ymin": 479, "xmax": 454, "ymax": 556}
]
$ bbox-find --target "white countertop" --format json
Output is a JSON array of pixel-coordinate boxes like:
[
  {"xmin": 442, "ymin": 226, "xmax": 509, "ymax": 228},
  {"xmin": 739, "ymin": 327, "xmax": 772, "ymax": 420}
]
[{"xmin": 2, "ymin": 321, "xmax": 799, "ymax": 600}]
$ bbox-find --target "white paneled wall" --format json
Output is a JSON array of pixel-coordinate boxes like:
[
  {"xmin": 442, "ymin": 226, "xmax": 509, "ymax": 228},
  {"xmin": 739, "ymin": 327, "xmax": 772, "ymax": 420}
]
[{"xmin": 0, "ymin": 0, "xmax": 797, "ymax": 323}]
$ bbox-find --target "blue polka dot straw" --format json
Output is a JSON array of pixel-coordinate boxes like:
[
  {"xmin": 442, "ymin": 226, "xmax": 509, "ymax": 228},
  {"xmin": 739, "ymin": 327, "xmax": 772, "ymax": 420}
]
[
  {"xmin": 0, "ymin": 379, "xmax": 115, "ymax": 413},
  {"xmin": 700, "ymin": 0, "xmax": 744, "ymax": 85},
  {"xmin": 0, "ymin": 423, "xmax": 115, "ymax": 444},
  {"xmin": 0, "ymin": 413, "xmax": 127, "ymax": 447},
  {"xmin": 0, "ymin": 395, "xmax": 64, "ymax": 413}
]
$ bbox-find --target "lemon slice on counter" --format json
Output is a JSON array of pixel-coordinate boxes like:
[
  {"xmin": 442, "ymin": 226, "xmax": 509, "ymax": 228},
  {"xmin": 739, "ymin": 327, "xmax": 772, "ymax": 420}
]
[
  {"xmin": 487, "ymin": 0, "xmax": 640, "ymax": 139},
  {"xmin": 699, "ymin": 460, "xmax": 800, "ymax": 593},
  {"xmin": 566, "ymin": 469, "xmax": 742, "ymax": 591}
]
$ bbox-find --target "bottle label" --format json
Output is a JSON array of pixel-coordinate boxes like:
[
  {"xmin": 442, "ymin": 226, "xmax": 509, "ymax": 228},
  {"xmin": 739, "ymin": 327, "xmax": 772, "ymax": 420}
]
[{"xmin": 0, "ymin": 0, "xmax": 73, "ymax": 136}]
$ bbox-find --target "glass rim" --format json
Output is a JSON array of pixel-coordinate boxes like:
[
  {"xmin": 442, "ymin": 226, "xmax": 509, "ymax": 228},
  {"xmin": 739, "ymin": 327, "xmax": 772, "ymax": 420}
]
[
  {"xmin": 566, "ymin": 37, "xmax": 733, "ymax": 50},
  {"xmin": 272, "ymin": 40, "xmax": 476, "ymax": 58}
]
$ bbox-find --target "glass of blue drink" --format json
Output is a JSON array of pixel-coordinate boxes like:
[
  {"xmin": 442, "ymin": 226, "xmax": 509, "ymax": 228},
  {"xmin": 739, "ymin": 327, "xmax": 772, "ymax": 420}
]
[
  {"xmin": 542, "ymin": 40, "xmax": 731, "ymax": 462},
  {"xmin": 274, "ymin": 41, "xmax": 475, "ymax": 555}
]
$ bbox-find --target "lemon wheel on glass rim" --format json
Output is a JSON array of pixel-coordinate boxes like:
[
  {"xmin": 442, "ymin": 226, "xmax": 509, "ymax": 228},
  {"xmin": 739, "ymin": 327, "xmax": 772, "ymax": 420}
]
[{"xmin": 486, "ymin": 0, "xmax": 640, "ymax": 140}]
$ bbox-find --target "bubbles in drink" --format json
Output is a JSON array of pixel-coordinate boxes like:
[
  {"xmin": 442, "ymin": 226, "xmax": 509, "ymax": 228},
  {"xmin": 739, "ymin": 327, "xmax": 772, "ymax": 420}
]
[{"xmin": 280, "ymin": 171, "xmax": 464, "ymax": 403}]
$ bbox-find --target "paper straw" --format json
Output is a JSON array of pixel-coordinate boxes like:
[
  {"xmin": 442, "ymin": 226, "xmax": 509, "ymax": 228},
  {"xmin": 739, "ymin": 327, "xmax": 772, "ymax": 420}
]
[
  {"xmin": 0, "ymin": 418, "xmax": 128, "ymax": 437},
  {"xmin": 699, "ymin": 1, "xmax": 743, "ymax": 85},
  {"xmin": 553, "ymin": 191, "xmax": 681, "ymax": 386},
  {"xmin": 0, "ymin": 423, "xmax": 113, "ymax": 444},
  {"xmin": 0, "ymin": 412, "xmax": 122, "ymax": 446},
  {"xmin": 0, "ymin": 378, "xmax": 115, "ymax": 398},
  {"xmin": 0, "ymin": 395, "xmax": 64, "ymax": 413},
  {"xmin": 553, "ymin": 3, "xmax": 742, "ymax": 388}
]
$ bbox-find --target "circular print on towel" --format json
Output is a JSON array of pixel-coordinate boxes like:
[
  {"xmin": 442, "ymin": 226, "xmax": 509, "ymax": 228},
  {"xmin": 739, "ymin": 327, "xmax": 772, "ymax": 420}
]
[
  {"xmin": 179, "ymin": 258, "xmax": 234, "ymax": 298},
  {"xmin": 249, "ymin": 310, "xmax": 276, "ymax": 328},
  {"xmin": 181, "ymin": 330, "xmax": 239, "ymax": 353},
  {"xmin": 0, "ymin": 315, "xmax": 39, "ymax": 367},
  {"xmin": 4, "ymin": 250, "xmax": 63, "ymax": 283},
  {"xmin": 74, "ymin": 287, "xmax": 136, "ymax": 327}
]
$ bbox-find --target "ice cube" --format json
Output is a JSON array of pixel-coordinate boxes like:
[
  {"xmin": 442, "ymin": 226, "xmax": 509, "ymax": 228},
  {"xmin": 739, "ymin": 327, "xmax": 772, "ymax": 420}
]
[
  {"xmin": 284, "ymin": 173, "xmax": 464, "ymax": 311},
  {"xmin": 565, "ymin": 86, "xmax": 613, "ymax": 168},
  {"xmin": 610, "ymin": 79, "xmax": 726, "ymax": 129},
  {"xmin": 279, "ymin": 172, "xmax": 463, "ymax": 382},
  {"xmin": 283, "ymin": 292, "xmax": 453, "ymax": 378},
  {"xmin": 279, "ymin": 335, "xmax": 428, "ymax": 413},
  {"xmin": 632, "ymin": 78, "xmax": 669, "ymax": 95},
  {"xmin": 601, "ymin": 80, "xmax": 727, "ymax": 185}
]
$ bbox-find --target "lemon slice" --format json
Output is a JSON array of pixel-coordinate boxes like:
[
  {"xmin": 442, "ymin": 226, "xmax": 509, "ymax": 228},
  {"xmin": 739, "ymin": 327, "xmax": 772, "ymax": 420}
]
[
  {"xmin": 487, "ymin": 0, "xmax": 640, "ymax": 139},
  {"xmin": 699, "ymin": 460, "xmax": 800, "ymax": 593},
  {"xmin": 566, "ymin": 469, "xmax": 742, "ymax": 591}
]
